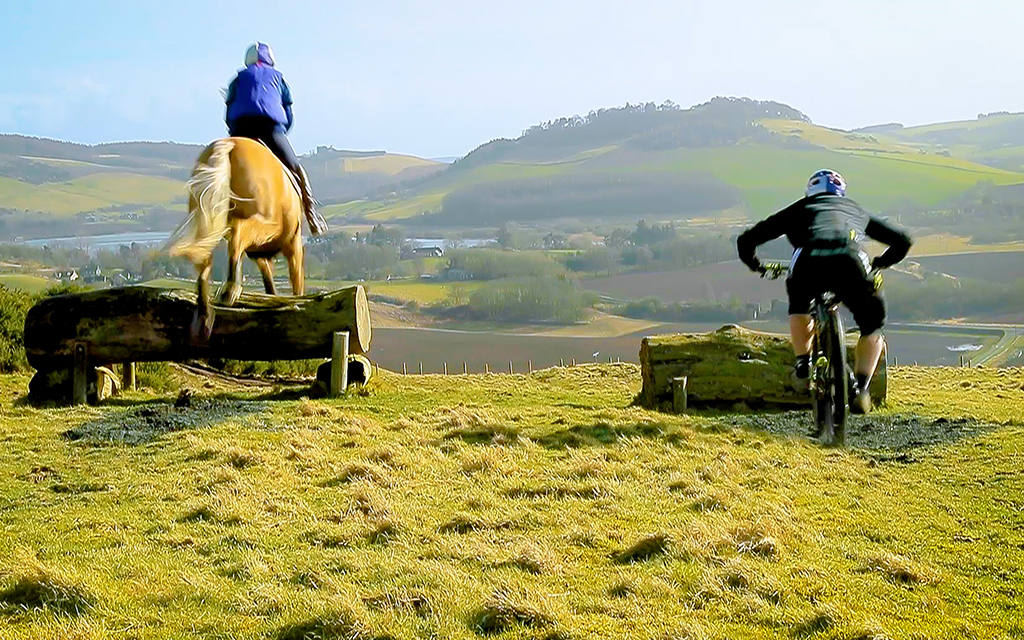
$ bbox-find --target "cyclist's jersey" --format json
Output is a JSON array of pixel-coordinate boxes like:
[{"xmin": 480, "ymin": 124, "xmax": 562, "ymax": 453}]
[{"xmin": 737, "ymin": 194, "xmax": 912, "ymax": 271}]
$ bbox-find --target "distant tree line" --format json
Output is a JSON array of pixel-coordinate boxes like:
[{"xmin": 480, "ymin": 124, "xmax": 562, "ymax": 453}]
[{"xmin": 891, "ymin": 182, "xmax": 1024, "ymax": 243}]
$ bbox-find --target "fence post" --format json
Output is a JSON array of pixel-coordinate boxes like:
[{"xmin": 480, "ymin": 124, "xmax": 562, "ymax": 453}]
[
  {"xmin": 419, "ymin": 362, "xmax": 423, "ymax": 375},
  {"xmin": 509, "ymin": 361, "xmax": 514, "ymax": 374},
  {"xmin": 330, "ymin": 331, "xmax": 349, "ymax": 397},
  {"xmin": 463, "ymin": 362, "xmax": 468, "ymax": 375},
  {"xmin": 403, "ymin": 363, "xmax": 407, "ymax": 375},
  {"xmin": 528, "ymin": 360, "xmax": 533, "ymax": 374},
  {"xmin": 560, "ymin": 358, "xmax": 564, "ymax": 367},
  {"xmin": 72, "ymin": 342, "xmax": 88, "ymax": 405},
  {"xmin": 485, "ymin": 363, "xmax": 490, "ymax": 374},
  {"xmin": 444, "ymin": 362, "xmax": 448, "ymax": 375},
  {"xmin": 571, "ymin": 358, "xmax": 576, "ymax": 366}
]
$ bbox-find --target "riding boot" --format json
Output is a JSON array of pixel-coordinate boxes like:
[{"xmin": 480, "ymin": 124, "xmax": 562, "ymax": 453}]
[{"xmin": 295, "ymin": 165, "xmax": 329, "ymax": 236}]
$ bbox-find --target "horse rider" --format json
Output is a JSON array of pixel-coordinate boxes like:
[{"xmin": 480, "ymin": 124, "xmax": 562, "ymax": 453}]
[
  {"xmin": 736, "ymin": 169, "xmax": 913, "ymax": 414},
  {"xmin": 225, "ymin": 42, "xmax": 328, "ymax": 235}
]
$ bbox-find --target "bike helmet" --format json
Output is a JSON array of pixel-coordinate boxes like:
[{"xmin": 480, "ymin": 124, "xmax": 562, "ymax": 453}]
[
  {"xmin": 806, "ymin": 169, "xmax": 846, "ymax": 197},
  {"xmin": 244, "ymin": 42, "xmax": 276, "ymax": 67}
]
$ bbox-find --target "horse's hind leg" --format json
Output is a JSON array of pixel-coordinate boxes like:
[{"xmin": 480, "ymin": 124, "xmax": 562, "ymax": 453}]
[
  {"xmin": 256, "ymin": 257, "xmax": 277, "ymax": 295},
  {"xmin": 192, "ymin": 259, "xmax": 215, "ymax": 341},
  {"xmin": 220, "ymin": 232, "xmax": 245, "ymax": 306},
  {"xmin": 284, "ymin": 234, "xmax": 305, "ymax": 296}
]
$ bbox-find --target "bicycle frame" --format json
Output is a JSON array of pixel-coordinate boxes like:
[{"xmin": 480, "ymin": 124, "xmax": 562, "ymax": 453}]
[{"xmin": 761, "ymin": 262, "xmax": 850, "ymax": 446}]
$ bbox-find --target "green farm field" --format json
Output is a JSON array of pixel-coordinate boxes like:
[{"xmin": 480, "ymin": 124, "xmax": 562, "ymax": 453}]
[
  {"xmin": 0, "ymin": 274, "xmax": 53, "ymax": 294},
  {"xmin": 0, "ymin": 173, "xmax": 184, "ymax": 216},
  {"xmin": 0, "ymin": 364, "xmax": 1022, "ymax": 639}
]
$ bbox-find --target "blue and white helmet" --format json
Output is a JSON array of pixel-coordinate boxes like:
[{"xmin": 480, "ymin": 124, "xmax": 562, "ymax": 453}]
[
  {"xmin": 806, "ymin": 169, "xmax": 846, "ymax": 197},
  {"xmin": 244, "ymin": 42, "xmax": 276, "ymax": 67}
]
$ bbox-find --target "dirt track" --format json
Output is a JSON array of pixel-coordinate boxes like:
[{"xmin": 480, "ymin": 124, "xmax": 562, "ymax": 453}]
[{"xmin": 723, "ymin": 411, "xmax": 998, "ymax": 455}]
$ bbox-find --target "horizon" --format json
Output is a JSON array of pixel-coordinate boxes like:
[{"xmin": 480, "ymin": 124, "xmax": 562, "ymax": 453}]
[{"xmin": 5, "ymin": 1, "xmax": 1024, "ymax": 158}]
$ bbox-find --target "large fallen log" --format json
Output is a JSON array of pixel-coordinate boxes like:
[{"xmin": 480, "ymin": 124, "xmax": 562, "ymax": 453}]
[
  {"xmin": 25, "ymin": 285, "xmax": 371, "ymax": 371},
  {"xmin": 639, "ymin": 324, "xmax": 886, "ymax": 412}
]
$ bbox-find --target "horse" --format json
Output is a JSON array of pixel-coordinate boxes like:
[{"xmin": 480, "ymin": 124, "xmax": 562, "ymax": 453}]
[{"xmin": 165, "ymin": 137, "xmax": 324, "ymax": 339}]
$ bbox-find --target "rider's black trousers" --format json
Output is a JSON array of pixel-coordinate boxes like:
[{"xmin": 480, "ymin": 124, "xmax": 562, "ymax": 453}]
[{"xmin": 228, "ymin": 116, "xmax": 302, "ymax": 175}]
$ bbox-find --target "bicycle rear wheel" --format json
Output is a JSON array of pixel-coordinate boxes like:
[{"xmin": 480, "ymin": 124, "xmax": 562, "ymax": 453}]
[{"xmin": 812, "ymin": 305, "xmax": 849, "ymax": 446}]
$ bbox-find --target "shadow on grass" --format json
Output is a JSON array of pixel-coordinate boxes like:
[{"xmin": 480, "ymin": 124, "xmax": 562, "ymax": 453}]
[
  {"xmin": 535, "ymin": 420, "xmax": 685, "ymax": 449},
  {"xmin": 718, "ymin": 411, "xmax": 1004, "ymax": 455},
  {"xmin": 61, "ymin": 395, "xmax": 272, "ymax": 445}
]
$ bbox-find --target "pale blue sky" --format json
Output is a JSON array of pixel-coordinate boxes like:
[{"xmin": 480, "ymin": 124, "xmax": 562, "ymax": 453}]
[{"xmin": 3, "ymin": 0, "xmax": 1022, "ymax": 157}]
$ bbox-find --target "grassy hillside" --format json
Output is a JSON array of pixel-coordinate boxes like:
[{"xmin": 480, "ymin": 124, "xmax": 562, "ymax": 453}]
[
  {"xmin": 335, "ymin": 100, "xmax": 1023, "ymax": 225},
  {"xmin": 0, "ymin": 136, "xmax": 443, "ymax": 219},
  {"xmin": 0, "ymin": 173, "xmax": 184, "ymax": 216},
  {"xmin": 0, "ymin": 365, "xmax": 1022, "ymax": 639}
]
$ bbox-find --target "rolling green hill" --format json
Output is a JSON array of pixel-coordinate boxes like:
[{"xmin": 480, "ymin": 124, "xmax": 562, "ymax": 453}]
[
  {"xmin": 328, "ymin": 99, "xmax": 1024, "ymax": 226},
  {"xmin": 0, "ymin": 136, "xmax": 443, "ymax": 223}
]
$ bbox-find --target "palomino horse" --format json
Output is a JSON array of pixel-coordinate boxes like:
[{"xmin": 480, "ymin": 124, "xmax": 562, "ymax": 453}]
[{"xmin": 165, "ymin": 137, "xmax": 323, "ymax": 338}]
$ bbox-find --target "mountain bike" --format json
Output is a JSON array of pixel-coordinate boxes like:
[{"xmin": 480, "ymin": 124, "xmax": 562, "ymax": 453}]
[{"xmin": 762, "ymin": 262, "xmax": 849, "ymax": 447}]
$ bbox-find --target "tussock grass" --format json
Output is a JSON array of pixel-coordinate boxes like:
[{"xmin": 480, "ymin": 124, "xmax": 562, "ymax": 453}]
[
  {"xmin": 613, "ymin": 533, "xmax": 672, "ymax": 564},
  {"xmin": 471, "ymin": 587, "xmax": 556, "ymax": 634},
  {"xmin": 859, "ymin": 552, "xmax": 937, "ymax": 585},
  {"xmin": 274, "ymin": 604, "xmax": 372, "ymax": 640},
  {"xmin": 0, "ymin": 555, "xmax": 96, "ymax": 616},
  {"xmin": 0, "ymin": 365, "xmax": 1021, "ymax": 638}
]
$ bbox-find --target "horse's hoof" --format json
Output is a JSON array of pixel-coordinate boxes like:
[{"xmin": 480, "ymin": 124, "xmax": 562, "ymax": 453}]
[
  {"xmin": 220, "ymin": 286, "xmax": 242, "ymax": 307},
  {"xmin": 191, "ymin": 311, "xmax": 215, "ymax": 341}
]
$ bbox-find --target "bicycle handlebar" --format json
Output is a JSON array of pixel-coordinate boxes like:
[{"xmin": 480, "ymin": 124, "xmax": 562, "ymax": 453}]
[{"xmin": 758, "ymin": 260, "xmax": 886, "ymax": 291}]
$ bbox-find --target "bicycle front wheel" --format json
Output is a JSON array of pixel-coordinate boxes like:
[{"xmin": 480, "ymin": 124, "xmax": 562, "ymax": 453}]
[
  {"xmin": 812, "ymin": 305, "xmax": 849, "ymax": 446},
  {"xmin": 823, "ymin": 308, "xmax": 849, "ymax": 445}
]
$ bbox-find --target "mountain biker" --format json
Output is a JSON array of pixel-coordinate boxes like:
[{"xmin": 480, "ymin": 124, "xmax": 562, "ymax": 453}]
[
  {"xmin": 225, "ymin": 42, "xmax": 327, "ymax": 234},
  {"xmin": 736, "ymin": 169, "xmax": 913, "ymax": 414}
]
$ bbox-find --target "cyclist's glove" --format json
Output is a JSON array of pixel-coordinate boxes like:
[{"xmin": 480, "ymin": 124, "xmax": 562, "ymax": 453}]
[
  {"xmin": 871, "ymin": 269, "xmax": 883, "ymax": 291},
  {"xmin": 759, "ymin": 261, "xmax": 783, "ymax": 279}
]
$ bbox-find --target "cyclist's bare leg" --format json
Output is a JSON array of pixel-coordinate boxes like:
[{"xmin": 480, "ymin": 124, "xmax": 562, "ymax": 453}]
[
  {"xmin": 790, "ymin": 314, "xmax": 813, "ymax": 356},
  {"xmin": 854, "ymin": 331, "xmax": 884, "ymax": 380},
  {"xmin": 850, "ymin": 331, "xmax": 884, "ymax": 414}
]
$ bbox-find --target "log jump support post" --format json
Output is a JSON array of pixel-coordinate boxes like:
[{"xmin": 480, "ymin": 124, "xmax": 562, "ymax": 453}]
[
  {"xmin": 72, "ymin": 342, "xmax": 88, "ymax": 406},
  {"xmin": 330, "ymin": 331, "xmax": 350, "ymax": 397},
  {"xmin": 122, "ymin": 362, "xmax": 136, "ymax": 392},
  {"xmin": 672, "ymin": 376, "xmax": 688, "ymax": 414}
]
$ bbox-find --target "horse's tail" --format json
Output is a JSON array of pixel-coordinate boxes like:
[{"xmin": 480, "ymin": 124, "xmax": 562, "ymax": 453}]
[{"xmin": 165, "ymin": 139, "xmax": 236, "ymax": 264}]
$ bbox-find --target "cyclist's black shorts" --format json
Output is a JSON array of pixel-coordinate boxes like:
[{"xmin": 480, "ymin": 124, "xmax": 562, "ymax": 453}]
[{"xmin": 786, "ymin": 248, "xmax": 886, "ymax": 335}]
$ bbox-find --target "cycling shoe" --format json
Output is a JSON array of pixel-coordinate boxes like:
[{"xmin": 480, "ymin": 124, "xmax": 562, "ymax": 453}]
[
  {"xmin": 790, "ymin": 369, "xmax": 810, "ymax": 393},
  {"xmin": 850, "ymin": 385, "xmax": 872, "ymax": 415}
]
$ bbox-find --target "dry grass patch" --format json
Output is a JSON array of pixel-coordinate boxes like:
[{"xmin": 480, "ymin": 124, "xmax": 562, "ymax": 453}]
[
  {"xmin": 438, "ymin": 514, "xmax": 515, "ymax": 535},
  {"xmin": 0, "ymin": 555, "xmax": 96, "ymax": 616},
  {"xmin": 859, "ymin": 552, "xmax": 937, "ymax": 586},
  {"xmin": 222, "ymin": 446, "xmax": 262, "ymax": 469},
  {"xmin": 613, "ymin": 533, "xmax": 672, "ymax": 564},
  {"xmin": 363, "ymin": 590, "xmax": 432, "ymax": 616},
  {"xmin": 731, "ymin": 524, "xmax": 782, "ymax": 559},
  {"xmin": 494, "ymin": 543, "xmax": 559, "ymax": 575},
  {"xmin": 297, "ymin": 398, "xmax": 331, "ymax": 417},
  {"xmin": 365, "ymin": 517, "xmax": 403, "ymax": 544},
  {"xmin": 320, "ymin": 461, "xmax": 390, "ymax": 487},
  {"xmin": 275, "ymin": 602, "xmax": 373, "ymax": 640},
  {"xmin": 471, "ymin": 587, "xmax": 557, "ymax": 634}
]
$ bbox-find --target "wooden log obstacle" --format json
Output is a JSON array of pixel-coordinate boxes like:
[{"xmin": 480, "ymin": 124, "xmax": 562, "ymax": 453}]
[
  {"xmin": 640, "ymin": 324, "xmax": 886, "ymax": 412},
  {"xmin": 25, "ymin": 285, "xmax": 372, "ymax": 405}
]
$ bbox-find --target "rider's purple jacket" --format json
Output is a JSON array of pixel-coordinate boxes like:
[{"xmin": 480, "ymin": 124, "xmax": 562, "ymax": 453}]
[{"xmin": 225, "ymin": 45, "xmax": 293, "ymax": 130}]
